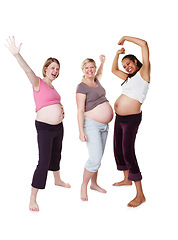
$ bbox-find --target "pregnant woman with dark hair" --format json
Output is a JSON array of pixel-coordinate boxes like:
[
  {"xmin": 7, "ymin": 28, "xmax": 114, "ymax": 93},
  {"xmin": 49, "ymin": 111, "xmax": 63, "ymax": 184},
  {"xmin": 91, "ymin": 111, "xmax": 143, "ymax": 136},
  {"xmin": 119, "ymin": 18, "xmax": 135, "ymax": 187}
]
[{"xmin": 112, "ymin": 36, "xmax": 150, "ymax": 207}]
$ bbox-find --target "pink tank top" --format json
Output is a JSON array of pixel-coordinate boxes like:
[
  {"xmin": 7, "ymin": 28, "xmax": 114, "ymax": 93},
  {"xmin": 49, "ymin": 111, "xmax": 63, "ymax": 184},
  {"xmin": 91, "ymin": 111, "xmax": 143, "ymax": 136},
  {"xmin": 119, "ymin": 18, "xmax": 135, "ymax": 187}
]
[{"xmin": 33, "ymin": 78, "xmax": 61, "ymax": 112}]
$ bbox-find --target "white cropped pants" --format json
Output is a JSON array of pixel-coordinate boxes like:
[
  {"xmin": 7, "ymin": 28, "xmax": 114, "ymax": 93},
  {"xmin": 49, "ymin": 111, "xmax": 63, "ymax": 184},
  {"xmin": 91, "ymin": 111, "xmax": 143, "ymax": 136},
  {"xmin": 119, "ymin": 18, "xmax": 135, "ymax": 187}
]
[{"xmin": 84, "ymin": 117, "xmax": 109, "ymax": 172}]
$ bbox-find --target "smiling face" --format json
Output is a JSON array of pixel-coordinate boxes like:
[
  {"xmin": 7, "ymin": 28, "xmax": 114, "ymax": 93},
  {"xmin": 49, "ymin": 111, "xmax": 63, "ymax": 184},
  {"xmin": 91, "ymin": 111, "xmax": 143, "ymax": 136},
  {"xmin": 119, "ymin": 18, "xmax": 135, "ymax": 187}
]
[
  {"xmin": 45, "ymin": 62, "xmax": 60, "ymax": 81},
  {"xmin": 82, "ymin": 62, "xmax": 96, "ymax": 79},
  {"xmin": 122, "ymin": 58, "xmax": 138, "ymax": 75}
]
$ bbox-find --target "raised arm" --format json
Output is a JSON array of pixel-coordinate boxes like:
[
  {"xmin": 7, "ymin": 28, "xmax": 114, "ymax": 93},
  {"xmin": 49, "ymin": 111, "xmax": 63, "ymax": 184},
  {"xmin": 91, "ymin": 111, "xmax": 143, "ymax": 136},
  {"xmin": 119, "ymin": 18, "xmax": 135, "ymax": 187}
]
[
  {"xmin": 118, "ymin": 36, "xmax": 150, "ymax": 74},
  {"xmin": 95, "ymin": 55, "xmax": 105, "ymax": 81},
  {"xmin": 111, "ymin": 48, "xmax": 128, "ymax": 80},
  {"xmin": 76, "ymin": 93, "xmax": 87, "ymax": 142},
  {"xmin": 5, "ymin": 36, "xmax": 39, "ymax": 88}
]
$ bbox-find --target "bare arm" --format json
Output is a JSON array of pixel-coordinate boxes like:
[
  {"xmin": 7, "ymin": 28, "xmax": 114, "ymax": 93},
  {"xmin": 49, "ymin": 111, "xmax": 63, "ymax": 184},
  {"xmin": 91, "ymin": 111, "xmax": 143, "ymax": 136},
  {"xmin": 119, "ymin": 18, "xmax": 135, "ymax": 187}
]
[
  {"xmin": 95, "ymin": 55, "xmax": 105, "ymax": 81},
  {"xmin": 5, "ymin": 36, "xmax": 39, "ymax": 88},
  {"xmin": 111, "ymin": 48, "xmax": 128, "ymax": 80},
  {"xmin": 76, "ymin": 93, "xmax": 87, "ymax": 142}
]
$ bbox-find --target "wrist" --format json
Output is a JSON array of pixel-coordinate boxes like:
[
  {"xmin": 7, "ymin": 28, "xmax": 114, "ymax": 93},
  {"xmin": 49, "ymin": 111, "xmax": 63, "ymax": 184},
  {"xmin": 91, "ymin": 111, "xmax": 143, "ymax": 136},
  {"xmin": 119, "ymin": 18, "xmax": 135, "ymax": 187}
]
[
  {"xmin": 14, "ymin": 52, "xmax": 20, "ymax": 58},
  {"xmin": 79, "ymin": 130, "xmax": 85, "ymax": 134}
]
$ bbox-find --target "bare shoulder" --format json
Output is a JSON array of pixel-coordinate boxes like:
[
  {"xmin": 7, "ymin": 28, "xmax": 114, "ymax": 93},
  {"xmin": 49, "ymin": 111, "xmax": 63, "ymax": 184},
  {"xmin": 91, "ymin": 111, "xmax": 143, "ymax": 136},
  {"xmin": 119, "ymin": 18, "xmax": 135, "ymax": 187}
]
[{"xmin": 139, "ymin": 67, "xmax": 150, "ymax": 83}]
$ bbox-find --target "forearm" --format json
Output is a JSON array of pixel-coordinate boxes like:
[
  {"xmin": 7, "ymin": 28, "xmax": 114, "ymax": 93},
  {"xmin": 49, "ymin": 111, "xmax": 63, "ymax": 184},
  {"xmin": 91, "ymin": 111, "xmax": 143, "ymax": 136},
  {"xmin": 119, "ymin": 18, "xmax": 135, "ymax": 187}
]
[
  {"xmin": 111, "ymin": 49, "xmax": 128, "ymax": 80},
  {"xmin": 77, "ymin": 110, "xmax": 85, "ymax": 134},
  {"xmin": 6, "ymin": 36, "xmax": 39, "ymax": 87},
  {"xmin": 123, "ymin": 36, "xmax": 147, "ymax": 47},
  {"xmin": 96, "ymin": 62, "xmax": 104, "ymax": 77},
  {"xmin": 14, "ymin": 53, "xmax": 32, "ymax": 73},
  {"xmin": 112, "ymin": 52, "xmax": 120, "ymax": 72}
]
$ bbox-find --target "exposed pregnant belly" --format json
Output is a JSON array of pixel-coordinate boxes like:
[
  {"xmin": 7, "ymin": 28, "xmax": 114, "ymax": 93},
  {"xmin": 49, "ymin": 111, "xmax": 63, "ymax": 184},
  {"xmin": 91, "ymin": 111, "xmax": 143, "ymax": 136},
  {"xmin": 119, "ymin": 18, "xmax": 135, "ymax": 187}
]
[
  {"xmin": 84, "ymin": 102, "xmax": 114, "ymax": 124},
  {"xmin": 114, "ymin": 94, "xmax": 141, "ymax": 116},
  {"xmin": 36, "ymin": 104, "xmax": 63, "ymax": 125}
]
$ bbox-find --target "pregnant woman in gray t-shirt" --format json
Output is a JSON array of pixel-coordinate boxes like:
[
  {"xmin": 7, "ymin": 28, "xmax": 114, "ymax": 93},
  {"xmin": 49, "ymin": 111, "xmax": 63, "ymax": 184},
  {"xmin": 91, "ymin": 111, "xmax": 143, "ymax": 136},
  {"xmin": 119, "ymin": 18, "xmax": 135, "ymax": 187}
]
[{"xmin": 76, "ymin": 55, "xmax": 113, "ymax": 201}]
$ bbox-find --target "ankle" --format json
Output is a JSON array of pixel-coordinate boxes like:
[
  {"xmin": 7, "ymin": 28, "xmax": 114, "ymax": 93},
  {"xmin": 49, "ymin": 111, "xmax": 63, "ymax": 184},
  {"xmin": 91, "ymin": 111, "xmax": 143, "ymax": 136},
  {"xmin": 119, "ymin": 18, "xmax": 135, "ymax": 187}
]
[
  {"xmin": 136, "ymin": 193, "xmax": 145, "ymax": 198},
  {"xmin": 81, "ymin": 182, "xmax": 88, "ymax": 188},
  {"xmin": 30, "ymin": 196, "xmax": 37, "ymax": 204},
  {"xmin": 90, "ymin": 181, "xmax": 97, "ymax": 186}
]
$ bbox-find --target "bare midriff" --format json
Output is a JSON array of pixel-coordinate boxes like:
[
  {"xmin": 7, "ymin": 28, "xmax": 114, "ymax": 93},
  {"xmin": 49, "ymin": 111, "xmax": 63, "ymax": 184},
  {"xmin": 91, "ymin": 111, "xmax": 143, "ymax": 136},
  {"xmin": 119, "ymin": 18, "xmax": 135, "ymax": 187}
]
[
  {"xmin": 36, "ymin": 104, "xmax": 63, "ymax": 125},
  {"xmin": 84, "ymin": 102, "xmax": 113, "ymax": 124},
  {"xmin": 114, "ymin": 94, "xmax": 141, "ymax": 116}
]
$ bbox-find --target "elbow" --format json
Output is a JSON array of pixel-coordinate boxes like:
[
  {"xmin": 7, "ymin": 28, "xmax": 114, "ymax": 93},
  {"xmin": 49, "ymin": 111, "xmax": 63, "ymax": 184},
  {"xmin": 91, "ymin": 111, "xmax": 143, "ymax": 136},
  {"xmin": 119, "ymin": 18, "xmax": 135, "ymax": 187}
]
[
  {"xmin": 111, "ymin": 68, "xmax": 117, "ymax": 75},
  {"xmin": 111, "ymin": 66, "xmax": 115, "ymax": 74},
  {"xmin": 77, "ymin": 109, "xmax": 85, "ymax": 116},
  {"xmin": 141, "ymin": 40, "xmax": 148, "ymax": 47}
]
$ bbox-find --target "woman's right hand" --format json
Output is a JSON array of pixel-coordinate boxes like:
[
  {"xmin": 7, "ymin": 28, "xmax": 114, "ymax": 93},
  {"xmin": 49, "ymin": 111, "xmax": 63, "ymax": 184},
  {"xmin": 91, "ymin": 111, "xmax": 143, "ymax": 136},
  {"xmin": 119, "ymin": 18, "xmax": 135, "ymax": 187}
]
[
  {"xmin": 5, "ymin": 36, "xmax": 40, "ymax": 88},
  {"xmin": 117, "ymin": 48, "xmax": 125, "ymax": 55},
  {"xmin": 5, "ymin": 36, "xmax": 22, "ymax": 56},
  {"xmin": 79, "ymin": 131, "xmax": 87, "ymax": 142}
]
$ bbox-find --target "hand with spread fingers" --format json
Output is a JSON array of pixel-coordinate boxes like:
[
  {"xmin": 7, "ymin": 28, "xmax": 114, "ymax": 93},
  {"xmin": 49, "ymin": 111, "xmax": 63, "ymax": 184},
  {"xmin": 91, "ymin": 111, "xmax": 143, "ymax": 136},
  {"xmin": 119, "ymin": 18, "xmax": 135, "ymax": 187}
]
[{"xmin": 5, "ymin": 36, "xmax": 22, "ymax": 56}]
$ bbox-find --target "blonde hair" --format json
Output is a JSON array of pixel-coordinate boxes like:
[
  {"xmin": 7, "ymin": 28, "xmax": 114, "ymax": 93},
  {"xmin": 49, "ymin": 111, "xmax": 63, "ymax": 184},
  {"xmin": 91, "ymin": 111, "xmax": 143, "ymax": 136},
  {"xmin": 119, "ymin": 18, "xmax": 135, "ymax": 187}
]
[
  {"xmin": 42, "ymin": 57, "xmax": 60, "ymax": 78},
  {"xmin": 81, "ymin": 58, "xmax": 97, "ymax": 81}
]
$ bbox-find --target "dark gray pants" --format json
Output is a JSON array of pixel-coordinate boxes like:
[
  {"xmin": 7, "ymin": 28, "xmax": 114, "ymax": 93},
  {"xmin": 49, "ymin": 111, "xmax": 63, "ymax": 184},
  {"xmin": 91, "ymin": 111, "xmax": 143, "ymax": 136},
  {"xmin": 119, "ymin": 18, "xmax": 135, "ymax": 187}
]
[
  {"xmin": 114, "ymin": 112, "xmax": 142, "ymax": 182},
  {"xmin": 32, "ymin": 121, "xmax": 63, "ymax": 189}
]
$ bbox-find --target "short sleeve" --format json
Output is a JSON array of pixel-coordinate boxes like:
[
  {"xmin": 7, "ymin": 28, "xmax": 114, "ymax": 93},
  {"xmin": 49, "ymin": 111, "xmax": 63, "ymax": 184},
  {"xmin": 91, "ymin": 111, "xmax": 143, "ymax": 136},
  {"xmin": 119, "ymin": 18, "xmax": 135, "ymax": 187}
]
[{"xmin": 76, "ymin": 83, "xmax": 86, "ymax": 94}]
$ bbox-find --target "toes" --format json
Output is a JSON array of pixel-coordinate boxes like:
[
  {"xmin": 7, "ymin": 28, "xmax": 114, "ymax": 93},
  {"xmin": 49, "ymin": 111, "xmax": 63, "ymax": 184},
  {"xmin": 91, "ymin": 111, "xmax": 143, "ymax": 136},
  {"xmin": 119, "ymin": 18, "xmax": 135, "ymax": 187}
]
[{"xmin": 127, "ymin": 197, "xmax": 146, "ymax": 208}]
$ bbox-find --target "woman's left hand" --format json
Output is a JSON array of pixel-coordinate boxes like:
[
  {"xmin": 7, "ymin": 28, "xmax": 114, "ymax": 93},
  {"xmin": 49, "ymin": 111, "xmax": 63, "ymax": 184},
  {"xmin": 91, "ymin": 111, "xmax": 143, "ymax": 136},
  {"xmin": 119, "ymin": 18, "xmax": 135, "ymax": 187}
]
[
  {"xmin": 99, "ymin": 55, "xmax": 106, "ymax": 63},
  {"xmin": 60, "ymin": 103, "xmax": 65, "ymax": 119}
]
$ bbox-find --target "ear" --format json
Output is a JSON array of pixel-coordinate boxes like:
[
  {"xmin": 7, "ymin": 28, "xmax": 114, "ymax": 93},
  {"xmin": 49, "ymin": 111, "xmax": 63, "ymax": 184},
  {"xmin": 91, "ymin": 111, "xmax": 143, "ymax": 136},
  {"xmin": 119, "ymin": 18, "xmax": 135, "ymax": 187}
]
[{"xmin": 134, "ymin": 59, "xmax": 137, "ymax": 65}]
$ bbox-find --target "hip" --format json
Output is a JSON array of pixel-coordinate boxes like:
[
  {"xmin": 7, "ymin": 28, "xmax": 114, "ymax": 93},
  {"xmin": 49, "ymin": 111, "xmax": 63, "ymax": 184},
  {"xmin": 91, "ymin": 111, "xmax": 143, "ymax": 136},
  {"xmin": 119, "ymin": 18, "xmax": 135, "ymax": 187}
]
[
  {"xmin": 35, "ymin": 120, "xmax": 63, "ymax": 131},
  {"xmin": 84, "ymin": 117, "xmax": 109, "ymax": 132},
  {"xmin": 115, "ymin": 111, "xmax": 142, "ymax": 124}
]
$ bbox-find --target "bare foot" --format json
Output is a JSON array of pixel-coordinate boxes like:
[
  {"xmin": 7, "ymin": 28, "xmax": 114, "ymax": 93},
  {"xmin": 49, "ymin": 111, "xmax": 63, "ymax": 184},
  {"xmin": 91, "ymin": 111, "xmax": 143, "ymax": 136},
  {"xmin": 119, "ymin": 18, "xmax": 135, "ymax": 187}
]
[
  {"xmin": 55, "ymin": 180, "xmax": 71, "ymax": 188},
  {"xmin": 113, "ymin": 179, "xmax": 132, "ymax": 186},
  {"xmin": 127, "ymin": 195, "xmax": 146, "ymax": 208},
  {"xmin": 81, "ymin": 183, "xmax": 88, "ymax": 201},
  {"xmin": 90, "ymin": 184, "xmax": 107, "ymax": 193},
  {"xmin": 29, "ymin": 197, "xmax": 39, "ymax": 212}
]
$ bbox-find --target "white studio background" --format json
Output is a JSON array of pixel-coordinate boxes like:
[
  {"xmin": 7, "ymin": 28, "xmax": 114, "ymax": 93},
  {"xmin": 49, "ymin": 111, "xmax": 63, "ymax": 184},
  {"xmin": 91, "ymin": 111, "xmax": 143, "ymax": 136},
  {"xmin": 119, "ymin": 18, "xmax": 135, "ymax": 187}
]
[{"xmin": 0, "ymin": 0, "xmax": 177, "ymax": 239}]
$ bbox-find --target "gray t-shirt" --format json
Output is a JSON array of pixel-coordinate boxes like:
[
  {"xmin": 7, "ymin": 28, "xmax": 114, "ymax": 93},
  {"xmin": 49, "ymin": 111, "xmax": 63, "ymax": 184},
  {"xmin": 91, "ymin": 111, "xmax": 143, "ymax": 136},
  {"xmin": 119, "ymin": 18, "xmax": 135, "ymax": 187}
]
[{"xmin": 76, "ymin": 79, "xmax": 108, "ymax": 112}]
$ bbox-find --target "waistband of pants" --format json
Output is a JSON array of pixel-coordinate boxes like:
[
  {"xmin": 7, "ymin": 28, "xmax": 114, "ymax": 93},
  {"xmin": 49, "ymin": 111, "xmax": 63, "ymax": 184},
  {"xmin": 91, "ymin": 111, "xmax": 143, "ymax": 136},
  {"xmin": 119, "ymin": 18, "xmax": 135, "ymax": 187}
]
[
  {"xmin": 115, "ymin": 112, "xmax": 142, "ymax": 123},
  {"xmin": 84, "ymin": 117, "xmax": 108, "ymax": 127},
  {"xmin": 35, "ymin": 120, "xmax": 63, "ymax": 131}
]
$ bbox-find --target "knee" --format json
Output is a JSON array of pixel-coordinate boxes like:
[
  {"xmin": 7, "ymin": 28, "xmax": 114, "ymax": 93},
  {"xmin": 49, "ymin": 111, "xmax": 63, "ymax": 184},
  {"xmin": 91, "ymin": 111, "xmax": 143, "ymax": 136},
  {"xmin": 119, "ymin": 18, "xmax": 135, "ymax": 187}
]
[
  {"xmin": 123, "ymin": 148, "xmax": 136, "ymax": 165},
  {"xmin": 85, "ymin": 157, "xmax": 102, "ymax": 172}
]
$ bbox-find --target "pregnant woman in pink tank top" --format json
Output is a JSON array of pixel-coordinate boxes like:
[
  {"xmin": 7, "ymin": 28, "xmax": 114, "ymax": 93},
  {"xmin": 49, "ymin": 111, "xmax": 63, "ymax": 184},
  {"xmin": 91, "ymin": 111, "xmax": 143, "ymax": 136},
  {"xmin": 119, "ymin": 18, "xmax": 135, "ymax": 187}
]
[{"xmin": 6, "ymin": 36, "xmax": 71, "ymax": 211}]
